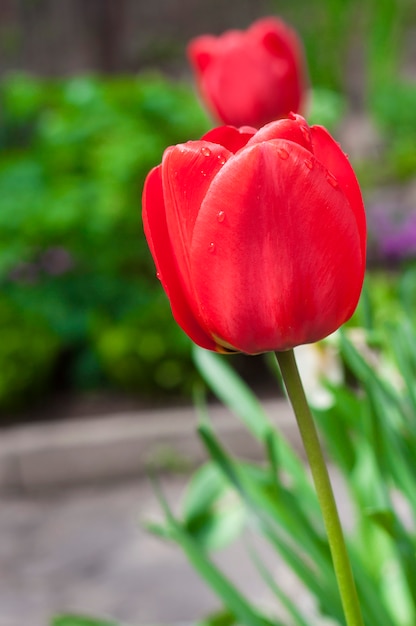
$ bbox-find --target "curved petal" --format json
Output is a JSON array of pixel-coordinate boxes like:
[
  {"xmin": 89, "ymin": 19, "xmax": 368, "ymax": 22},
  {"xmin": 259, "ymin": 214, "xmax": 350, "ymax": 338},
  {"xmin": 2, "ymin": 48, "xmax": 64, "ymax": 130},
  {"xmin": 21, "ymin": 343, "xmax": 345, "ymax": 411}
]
[
  {"xmin": 142, "ymin": 165, "xmax": 216, "ymax": 350},
  {"xmin": 254, "ymin": 17, "xmax": 307, "ymax": 99},
  {"xmin": 186, "ymin": 35, "xmax": 218, "ymax": 72},
  {"xmin": 310, "ymin": 125, "xmax": 366, "ymax": 261},
  {"xmin": 161, "ymin": 141, "xmax": 232, "ymax": 285},
  {"xmin": 198, "ymin": 45, "xmax": 295, "ymax": 127},
  {"xmin": 201, "ymin": 125, "xmax": 256, "ymax": 153},
  {"xmin": 247, "ymin": 114, "xmax": 313, "ymax": 152},
  {"xmin": 190, "ymin": 139, "xmax": 364, "ymax": 353},
  {"xmin": 249, "ymin": 17, "xmax": 299, "ymax": 53}
]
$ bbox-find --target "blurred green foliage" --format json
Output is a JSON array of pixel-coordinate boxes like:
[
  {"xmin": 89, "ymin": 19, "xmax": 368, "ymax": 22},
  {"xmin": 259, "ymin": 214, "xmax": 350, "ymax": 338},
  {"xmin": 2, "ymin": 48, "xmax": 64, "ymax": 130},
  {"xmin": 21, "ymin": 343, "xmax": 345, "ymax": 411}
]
[
  {"xmin": 0, "ymin": 72, "xmax": 210, "ymax": 413},
  {"xmin": 2, "ymin": 0, "xmax": 416, "ymax": 415},
  {"xmin": 274, "ymin": 0, "xmax": 415, "ymax": 93},
  {"xmin": 274, "ymin": 0, "xmax": 416, "ymax": 184}
]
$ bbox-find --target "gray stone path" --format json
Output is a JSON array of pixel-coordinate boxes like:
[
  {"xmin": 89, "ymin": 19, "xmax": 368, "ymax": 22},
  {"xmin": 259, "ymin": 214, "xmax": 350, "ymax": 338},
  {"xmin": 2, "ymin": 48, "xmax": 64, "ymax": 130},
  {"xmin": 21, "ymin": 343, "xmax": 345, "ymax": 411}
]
[
  {"xmin": 0, "ymin": 391, "xmax": 351, "ymax": 626},
  {"xmin": 0, "ymin": 476, "xmax": 292, "ymax": 626}
]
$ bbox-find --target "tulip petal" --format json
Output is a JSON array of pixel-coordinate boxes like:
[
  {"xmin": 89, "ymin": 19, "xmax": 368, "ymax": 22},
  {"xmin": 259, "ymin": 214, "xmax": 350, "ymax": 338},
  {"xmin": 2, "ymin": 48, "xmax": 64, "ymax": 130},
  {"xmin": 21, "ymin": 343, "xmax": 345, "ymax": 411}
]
[
  {"xmin": 310, "ymin": 125, "xmax": 366, "ymax": 261},
  {"xmin": 190, "ymin": 139, "xmax": 364, "ymax": 354},
  {"xmin": 255, "ymin": 17, "xmax": 306, "ymax": 80},
  {"xmin": 201, "ymin": 125, "xmax": 256, "ymax": 153},
  {"xmin": 187, "ymin": 35, "xmax": 218, "ymax": 72},
  {"xmin": 142, "ymin": 165, "xmax": 216, "ymax": 350},
  {"xmin": 197, "ymin": 45, "xmax": 297, "ymax": 128},
  {"xmin": 246, "ymin": 114, "xmax": 313, "ymax": 152},
  {"xmin": 161, "ymin": 141, "xmax": 232, "ymax": 286}
]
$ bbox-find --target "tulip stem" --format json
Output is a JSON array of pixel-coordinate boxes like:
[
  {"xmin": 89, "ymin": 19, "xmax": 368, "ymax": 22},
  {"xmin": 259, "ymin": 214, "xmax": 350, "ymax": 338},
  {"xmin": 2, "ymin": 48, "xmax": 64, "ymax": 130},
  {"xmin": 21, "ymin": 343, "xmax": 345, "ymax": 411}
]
[{"xmin": 275, "ymin": 349, "xmax": 365, "ymax": 626}]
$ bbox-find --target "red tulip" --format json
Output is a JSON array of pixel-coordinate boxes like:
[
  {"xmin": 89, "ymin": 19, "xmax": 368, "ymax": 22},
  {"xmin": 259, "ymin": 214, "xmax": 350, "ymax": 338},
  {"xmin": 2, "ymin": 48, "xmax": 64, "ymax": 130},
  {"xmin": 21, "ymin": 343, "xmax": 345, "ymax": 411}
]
[
  {"xmin": 142, "ymin": 114, "xmax": 366, "ymax": 355},
  {"xmin": 187, "ymin": 17, "xmax": 307, "ymax": 128}
]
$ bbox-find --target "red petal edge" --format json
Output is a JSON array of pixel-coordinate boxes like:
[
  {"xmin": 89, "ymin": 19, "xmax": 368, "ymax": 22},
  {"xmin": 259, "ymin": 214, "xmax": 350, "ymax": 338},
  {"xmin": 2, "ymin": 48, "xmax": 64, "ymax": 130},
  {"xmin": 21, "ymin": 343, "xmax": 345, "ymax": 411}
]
[
  {"xmin": 142, "ymin": 165, "xmax": 217, "ymax": 351},
  {"xmin": 201, "ymin": 125, "xmax": 256, "ymax": 153},
  {"xmin": 310, "ymin": 125, "xmax": 366, "ymax": 262}
]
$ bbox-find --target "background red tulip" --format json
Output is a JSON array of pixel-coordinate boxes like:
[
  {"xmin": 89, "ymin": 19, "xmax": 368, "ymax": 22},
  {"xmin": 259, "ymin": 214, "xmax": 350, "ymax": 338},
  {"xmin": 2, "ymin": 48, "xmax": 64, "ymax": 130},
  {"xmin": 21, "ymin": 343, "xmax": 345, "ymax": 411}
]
[
  {"xmin": 187, "ymin": 17, "xmax": 308, "ymax": 128},
  {"xmin": 142, "ymin": 114, "xmax": 366, "ymax": 355}
]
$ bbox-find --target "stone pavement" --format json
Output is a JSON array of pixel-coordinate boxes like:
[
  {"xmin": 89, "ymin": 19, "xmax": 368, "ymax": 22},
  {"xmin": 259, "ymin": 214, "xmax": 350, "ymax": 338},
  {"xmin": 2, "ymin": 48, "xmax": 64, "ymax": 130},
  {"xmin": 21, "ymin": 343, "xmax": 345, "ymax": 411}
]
[
  {"xmin": 0, "ymin": 476, "xmax": 294, "ymax": 626},
  {"xmin": 0, "ymin": 397, "xmax": 349, "ymax": 626}
]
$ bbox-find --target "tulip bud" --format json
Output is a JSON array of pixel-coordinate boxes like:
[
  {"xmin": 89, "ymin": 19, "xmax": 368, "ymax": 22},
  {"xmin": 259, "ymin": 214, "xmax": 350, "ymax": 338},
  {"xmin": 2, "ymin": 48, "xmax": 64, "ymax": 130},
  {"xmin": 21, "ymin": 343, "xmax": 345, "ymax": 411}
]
[{"xmin": 187, "ymin": 17, "xmax": 308, "ymax": 128}]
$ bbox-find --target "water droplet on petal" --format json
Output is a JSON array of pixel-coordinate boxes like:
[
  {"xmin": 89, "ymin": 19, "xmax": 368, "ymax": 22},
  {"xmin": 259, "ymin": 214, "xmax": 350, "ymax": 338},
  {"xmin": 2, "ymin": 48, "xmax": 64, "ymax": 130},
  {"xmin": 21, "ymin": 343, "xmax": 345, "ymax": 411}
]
[
  {"xmin": 344, "ymin": 152, "xmax": 350, "ymax": 159},
  {"xmin": 208, "ymin": 242, "xmax": 215, "ymax": 253},
  {"xmin": 217, "ymin": 211, "xmax": 225, "ymax": 223},
  {"xmin": 201, "ymin": 146, "xmax": 211, "ymax": 157},
  {"xmin": 304, "ymin": 158, "xmax": 314, "ymax": 170},
  {"xmin": 300, "ymin": 125, "xmax": 309, "ymax": 139},
  {"xmin": 201, "ymin": 170, "xmax": 207, "ymax": 177},
  {"xmin": 156, "ymin": 271, "xmax": 161, "ymax": 280},
  {"xmin": 326, "ymin": 172, "xmax": 339, "ymax": 188},
  {"xmin": 217, "ymin": 154, "xmax": 226, "ymax": 165},
  {"xmin": 277, "ymin": 147, "xmax": 289, "ymax": 160}
]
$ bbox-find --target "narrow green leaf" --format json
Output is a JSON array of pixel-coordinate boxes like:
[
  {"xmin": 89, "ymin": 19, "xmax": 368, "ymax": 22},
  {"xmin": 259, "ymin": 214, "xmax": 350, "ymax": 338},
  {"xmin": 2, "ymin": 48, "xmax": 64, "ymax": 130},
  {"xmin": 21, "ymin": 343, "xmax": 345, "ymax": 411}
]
[
  {"xmin": 193, "ymin": 347, "xmax": 271, "ymax": 441},
  {"xmin": 196, "ymin": 609, "xmax": 237, "ymax": 626},
  {"xmin": 51, "ymin": 616, "xmax": 119, "ymax": 626},
  {"xmin": 182, "ymin": 462, "xmax": 228, "ymax": 523},
  {"xmin": 185, "ymin": 499, "xmax": 246, "ymax": 552},
  {"xmin": 339, "ymin": 332, "xmax": 398, "ymax": 405},
  {"xmin": 247, "ymin": 539, "xmax": 311, "ymax": 626},
  {"xmin": 152, "ymin": 477, "xmax": 278, "ymax": 626},
  {"xmin": 366, "ymin": 508, "xmax": 396, "ymax": 537},
  {"xmin": 194, "ymin": 347, "xmax": 319, "ymax": 514},
  {"xmin": 197, "ymin": 422, "xmax": 344, "ymax": 623}
]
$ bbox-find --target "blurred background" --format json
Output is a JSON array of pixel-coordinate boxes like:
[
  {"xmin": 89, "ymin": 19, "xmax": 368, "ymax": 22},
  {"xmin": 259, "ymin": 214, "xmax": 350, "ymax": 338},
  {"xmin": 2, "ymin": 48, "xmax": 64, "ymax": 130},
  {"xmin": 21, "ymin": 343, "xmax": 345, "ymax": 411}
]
[
  {"xmin": 2, "ymin": 2, "xmax": 416, "ymax": 626},
  {"xmin": 1, "ymin": 0, "xmax": 416, "ymax": 419}
]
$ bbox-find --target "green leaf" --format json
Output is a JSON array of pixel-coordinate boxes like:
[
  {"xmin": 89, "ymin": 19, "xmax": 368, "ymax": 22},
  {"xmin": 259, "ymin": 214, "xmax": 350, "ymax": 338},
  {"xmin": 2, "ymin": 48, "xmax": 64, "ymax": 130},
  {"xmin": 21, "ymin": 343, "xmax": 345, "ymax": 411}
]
[
  {"xmin": 196, "ymin": 421, "xmax": 344, "ymax": 623},
  {"xmin": 366, "ymin": 508, "xmax": 396, "ymax": 537},
  {"xmin": 182, "ymin": 462, "xmax": 228, "ymax": 523},
  {"xmin": 51, "ymin": 616, "xmax": 120, "ymax": 626},
  {"xmin": 339, "ymin": 332, "xmax": 398, "ymax": 405},
  {"xmin": 143, "ymin": 520, "xmax": 173, "ymax": 540},
  {"xmin": 196, "ymin": 609, "xmax": 237, "ymax": 626},
  {"xmin": 181, "ymin": 462, "xmax": 247, "ymax": 550},
  {"xmin": 247, "ymin": 539, "xmax": 311, "ymax": 626},
  {"xmin": 193, "ymin": 347, "xmax": 271, "ymax": 441},
  {"xmin": 185, "ymin": 502, "xmax": 246, "ymax": 552},
  {"xmin": 193, "ymin": 348, "xmax": 318, "ymax": 511},
  {"xmin": 153, "ymin": 478, "xmax": 279, "ymax": 626}
]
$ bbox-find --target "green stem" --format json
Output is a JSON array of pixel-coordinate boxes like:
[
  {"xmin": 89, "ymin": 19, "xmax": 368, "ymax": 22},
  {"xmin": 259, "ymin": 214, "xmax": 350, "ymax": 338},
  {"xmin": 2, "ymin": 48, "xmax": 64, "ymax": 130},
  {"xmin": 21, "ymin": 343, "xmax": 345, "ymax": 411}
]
[{"xmin": 275, "ymin": 349, "xmax": 365, "ymax": 626}]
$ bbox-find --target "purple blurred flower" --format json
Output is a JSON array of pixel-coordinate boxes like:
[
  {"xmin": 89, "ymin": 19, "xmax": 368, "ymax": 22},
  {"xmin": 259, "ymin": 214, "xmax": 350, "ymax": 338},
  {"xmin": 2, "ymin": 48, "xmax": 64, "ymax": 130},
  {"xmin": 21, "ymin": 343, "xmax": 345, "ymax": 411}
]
[
  {"xmin": 368, "ymin": 203, "xmax": 416, "ymax": 262},
  {"xmin": 9, "ymin": 246, "xmax": 74, "ymax": 284},
  {"xmin": 9, "ymin": 262, "xmax": 39, "ymax": 284},
  {"xmin": 40, "ymin": 247, "xmax": 74, "ymax": 276}
]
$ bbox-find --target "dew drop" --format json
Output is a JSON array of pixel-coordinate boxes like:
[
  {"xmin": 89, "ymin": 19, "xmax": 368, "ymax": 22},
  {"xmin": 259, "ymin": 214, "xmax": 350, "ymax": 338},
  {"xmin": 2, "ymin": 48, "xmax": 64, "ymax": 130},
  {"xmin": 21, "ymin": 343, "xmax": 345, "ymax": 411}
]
[
  {"xmin": 344, "ymin": 152, "xmax": 350, "ymax": 160},
  {"xmin": 217, "ymin": 154, "xmax": 226, "ymax": 165},
  {"xmin": 304, "ymin": 158, "xmax": 314, "ymax": 170},
  {"xmin": 326, "ymin": 172, "xmax": 339, "ymax": 189},
  {"xmin": 156, "ymin": 271, "xmax": 161, "ymax": 280},
  {"xmin": 300, "ymin": 126, "xmax": 310, "ymax": 142},
  {"xmin": 277, "ymin": 147, "xmax": 289, "ymax": 160},
  {"xmin": 201, "ymin": 170, "xmax": 207, "ymax": 177},
  {"xmin": 217, "ymin": 210, "xmax": 225, "ymax": 223},
  {"xmin": 208, "ymin": 242, "xmax": 215, "ymax": 253},
  {"xmin": 201, "ymin": 146, "xmax": 211, "ymax": 157}
]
